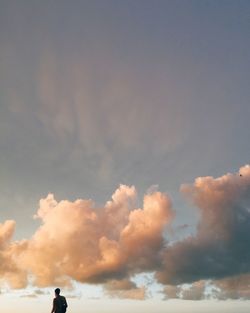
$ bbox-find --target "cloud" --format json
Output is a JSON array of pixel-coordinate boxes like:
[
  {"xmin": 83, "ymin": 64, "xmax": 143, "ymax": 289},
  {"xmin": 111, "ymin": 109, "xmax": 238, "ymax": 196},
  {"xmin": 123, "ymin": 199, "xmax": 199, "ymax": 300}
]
[
  {"xmin": 0, "ymin": 220, "xmax": 15, "ymax": 246},
  {"xmin": 20, "ymin": 289, "xmax": 49, "ymax": 298},
  {"xmin": 34, "ymin": 289, "xmax": 49, "ymax": 295},
  {"xmin": 35, "ymin": 49, "xmax": 185, "ymax": 155},
  {"xmin": 5, "ymin": 185, "xmax": 172, "ymax": 288},
  {"xmin": 157, "ymin": 165, "xmax": 250, "ymax": 287},
  {"xmin": 0, "ymin": 220, "xmax": 28, "ymax": 289},
  {"xmin": 65, "ymin": 294, "xmax": 82, "ymax": 299},
  {"xmin": 211, "ymin": 274, "xmax": 250, "ymax": 300},
  {"xmin": 164, "ymin": 275, "xmax": 250, "ymax": 301},
  {"xmin": 164, "ymin": 281, "xmax": 206, "ymax": 300},
  {"xmin": 180, "ymin": 281, "xmax": 206, "ymax": 300},
  {"xmin": 26, "ymin": 48, "xmax": 188, "ymax": 186},
  {"xmin": 1, "ymin": 165, "xmax": 250, "ymax": 300},
  {"xmin": 104, "ymin": 279, "xmax": 146, "ymax": 300},
  {"xmin": 20, "ymin": 293, "xmax": 38, "ymax": 298},
  {"xmin": 163, "ymin": 285, "xmax": 181, "ymax": 299}
]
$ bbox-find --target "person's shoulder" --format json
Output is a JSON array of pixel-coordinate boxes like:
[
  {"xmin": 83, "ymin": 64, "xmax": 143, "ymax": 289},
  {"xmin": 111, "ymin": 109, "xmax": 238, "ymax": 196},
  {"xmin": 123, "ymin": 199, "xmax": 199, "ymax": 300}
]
[{"xmin": 60, "ymin": 295, "xmax": 66, "ymax": 301}]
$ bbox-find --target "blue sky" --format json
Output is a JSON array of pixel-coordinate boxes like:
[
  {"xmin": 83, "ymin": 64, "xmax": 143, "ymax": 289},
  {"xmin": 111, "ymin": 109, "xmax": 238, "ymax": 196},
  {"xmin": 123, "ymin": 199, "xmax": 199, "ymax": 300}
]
[{"xmin": 0, "ymin": 1, "xmax": 250, "ymax": 312}]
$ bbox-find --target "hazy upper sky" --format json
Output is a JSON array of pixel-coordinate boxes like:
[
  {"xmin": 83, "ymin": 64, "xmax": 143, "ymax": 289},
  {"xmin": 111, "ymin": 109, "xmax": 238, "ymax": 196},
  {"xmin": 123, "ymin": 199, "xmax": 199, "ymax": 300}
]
[{"xmin": 0, "ymin": 1, "xmax": 250, "ymax": 313}]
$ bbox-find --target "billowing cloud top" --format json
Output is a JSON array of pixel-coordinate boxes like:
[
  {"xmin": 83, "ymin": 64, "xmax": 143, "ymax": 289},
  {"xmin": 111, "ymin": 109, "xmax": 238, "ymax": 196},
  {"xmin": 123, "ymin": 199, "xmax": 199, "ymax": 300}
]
[
  {"xmin": 1, "ymin": 166, "xmax": 250, "ymax": 300},
  {"xmin": 1, "ymin": 185, "xmax": 173, "ymax": 289}
]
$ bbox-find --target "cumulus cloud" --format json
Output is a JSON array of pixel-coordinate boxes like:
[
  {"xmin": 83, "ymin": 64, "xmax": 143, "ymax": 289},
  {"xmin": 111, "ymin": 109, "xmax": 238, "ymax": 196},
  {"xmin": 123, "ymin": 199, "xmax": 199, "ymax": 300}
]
[
  {"xmin": 0, "ymin": 221, "xmax": 28, "ymax": 288},
  {"xmin": 1, "ymin": 166, "xmax": 250, "ymax": 300},
  {"xmin": 157, "ymin": 165, "xmax": 250, "ymax": 288},
  {"xmin": 0, "ymin": 185, "xmax": 173, "ymax": 290}
]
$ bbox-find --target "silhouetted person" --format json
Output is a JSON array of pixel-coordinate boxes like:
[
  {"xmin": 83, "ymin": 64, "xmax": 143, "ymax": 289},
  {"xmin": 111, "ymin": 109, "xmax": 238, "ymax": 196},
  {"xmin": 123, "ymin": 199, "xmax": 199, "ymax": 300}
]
[{"xmin": 51, "ymin": 288, "xmax": 68, "ymax": 313}]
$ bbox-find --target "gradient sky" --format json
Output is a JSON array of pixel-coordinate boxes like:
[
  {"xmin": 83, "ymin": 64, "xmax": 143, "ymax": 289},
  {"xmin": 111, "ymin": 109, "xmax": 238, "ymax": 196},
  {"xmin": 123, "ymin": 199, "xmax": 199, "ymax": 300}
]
[{"xmin": 1, "ymin": 1, "xmax": 250, "ymax": 312}]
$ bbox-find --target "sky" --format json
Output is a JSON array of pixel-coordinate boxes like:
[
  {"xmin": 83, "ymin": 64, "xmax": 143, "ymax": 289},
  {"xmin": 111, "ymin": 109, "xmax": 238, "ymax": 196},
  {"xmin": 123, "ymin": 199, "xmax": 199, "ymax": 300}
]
[{"xmin": 0, "ymin": 0, "xmax": 250, "ymax": 312}]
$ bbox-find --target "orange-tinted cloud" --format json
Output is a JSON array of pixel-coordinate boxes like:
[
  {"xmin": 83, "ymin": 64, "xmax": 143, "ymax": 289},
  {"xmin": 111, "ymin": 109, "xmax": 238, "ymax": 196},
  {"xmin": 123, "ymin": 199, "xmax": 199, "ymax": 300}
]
[
  {"xmin": 0, "ymin": 221, "xmax": 28, "ymax": 288},
  {"xmin": 15, "ymin": 185, "xmax": 173, "ymax": 288},
  {"xmin": 1, "ymin": 166, "xmax": 250, "ymax": 300}
]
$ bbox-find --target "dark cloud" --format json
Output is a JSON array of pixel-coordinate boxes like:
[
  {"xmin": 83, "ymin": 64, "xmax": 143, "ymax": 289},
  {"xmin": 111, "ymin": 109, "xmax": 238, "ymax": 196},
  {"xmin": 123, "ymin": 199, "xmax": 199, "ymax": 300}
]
[{"xmin": 157, "ymin": 165, "xmax": 250, "ymax": 286}]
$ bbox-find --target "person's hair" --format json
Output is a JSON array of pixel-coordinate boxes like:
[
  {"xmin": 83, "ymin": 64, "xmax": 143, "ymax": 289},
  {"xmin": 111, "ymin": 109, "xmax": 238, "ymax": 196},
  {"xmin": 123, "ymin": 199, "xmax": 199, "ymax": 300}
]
[{"xmin": 55, "ymin": 288, "xmax": 60, "ymax": 295}]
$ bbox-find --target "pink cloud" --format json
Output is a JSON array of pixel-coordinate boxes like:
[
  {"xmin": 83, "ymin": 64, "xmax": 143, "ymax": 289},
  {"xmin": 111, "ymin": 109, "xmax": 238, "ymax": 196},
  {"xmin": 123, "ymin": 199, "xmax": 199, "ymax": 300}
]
[
  {"xmin": 10, "ymin": 185, "xmax": 173, "ymax": 288},
  {"xmin": 1, "ymin": 166, "xmax": 250, "ymax": 300}
]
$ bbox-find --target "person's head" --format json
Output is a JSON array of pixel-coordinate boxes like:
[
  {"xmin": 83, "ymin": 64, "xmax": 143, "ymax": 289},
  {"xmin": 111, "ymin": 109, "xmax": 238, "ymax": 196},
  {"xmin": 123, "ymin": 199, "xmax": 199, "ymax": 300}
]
[{"xmin": 55, "ymin": 288, "xmax": 60, "ymax": 296}]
